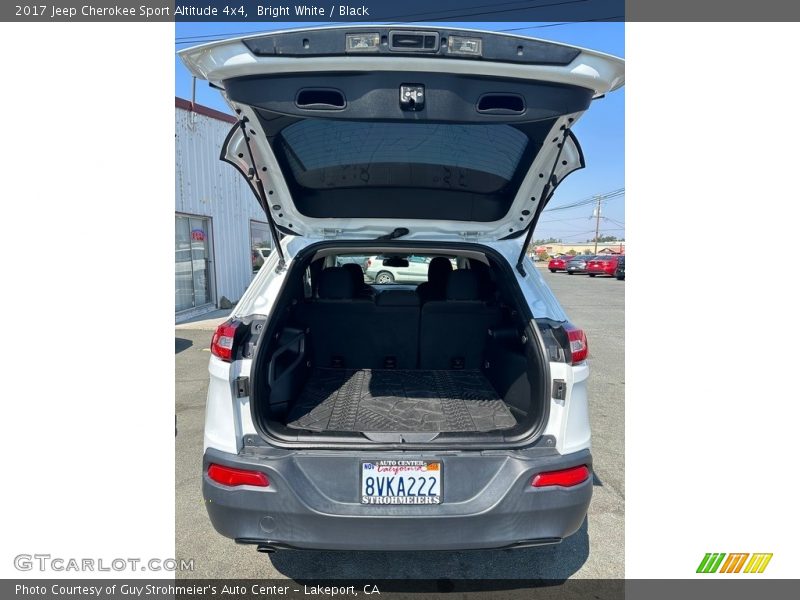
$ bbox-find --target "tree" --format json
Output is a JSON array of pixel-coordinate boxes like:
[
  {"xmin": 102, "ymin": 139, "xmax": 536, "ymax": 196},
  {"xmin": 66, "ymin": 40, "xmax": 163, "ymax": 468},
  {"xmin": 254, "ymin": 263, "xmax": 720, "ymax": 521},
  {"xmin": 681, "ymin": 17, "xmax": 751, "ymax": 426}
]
[
  {"xmin": 567, "ymin": 249, "xmax": 577, "ymax": 256},
  {"xmin": 585, "ymin": 235, "xmax": 619, "ymax": 243}
]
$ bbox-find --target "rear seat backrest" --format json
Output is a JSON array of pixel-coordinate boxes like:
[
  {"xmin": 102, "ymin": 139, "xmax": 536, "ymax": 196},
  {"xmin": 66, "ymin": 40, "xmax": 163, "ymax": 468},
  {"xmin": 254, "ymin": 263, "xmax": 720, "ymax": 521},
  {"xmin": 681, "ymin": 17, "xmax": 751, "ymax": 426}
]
[
  {"xmin": 416, "ymin": 256, "xmax": 453, "ymax": 304},
  {"xmin": 342, "ymin": 262, "xmax": 376, "ymax": 300},
  {"xmin": 372, "ymin": 290, "xmax": 420, "ymax": 369},
  {"xmin": 419, "ymin": 270, "xmax": 501, "ymax": 370},
  {"xmin": 299, "ymin": 267, "xmax": 376, "ymax": 368}
]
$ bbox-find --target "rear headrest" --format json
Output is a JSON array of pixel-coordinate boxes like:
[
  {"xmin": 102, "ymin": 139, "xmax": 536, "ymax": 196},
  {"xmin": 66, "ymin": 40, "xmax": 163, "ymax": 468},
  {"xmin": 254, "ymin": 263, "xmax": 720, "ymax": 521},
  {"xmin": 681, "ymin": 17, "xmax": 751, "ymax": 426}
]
[
  {"xmin": 317, "ymin": 267, "xmax": 355, "ymax": 299},
  {"xmin": 427, "ymin": 256, "xmax": 453, "ymax": 284},
  {"xmin": 376, "ymin": 290, "xmax": 420, "ymax": 307},
  {"xmin": 342, "ymin": 262, "xmax": 366, "ymax": 286},
  {"xmin": 446, "ymin": 270, "xmax": 480, "ymax": 301}
]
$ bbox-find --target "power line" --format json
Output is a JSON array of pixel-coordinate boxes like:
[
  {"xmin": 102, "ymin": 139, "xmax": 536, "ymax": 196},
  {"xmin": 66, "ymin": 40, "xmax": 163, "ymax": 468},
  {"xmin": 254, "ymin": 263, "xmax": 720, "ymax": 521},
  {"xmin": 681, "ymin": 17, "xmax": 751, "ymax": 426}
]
[
  {"xmin": 497, "ymin": 16, "xmax": 623, "ymax": 31},
  {"xmin": 543, "ymin": 188, "xmax": 624, "ymax": 213},
  {"xmin": 538, "ymin": 215, "xmax": 596, "ymax": 224},
  {"xmin": 555, "ymin": 227, "xmax": 624, "ymax": 240}
]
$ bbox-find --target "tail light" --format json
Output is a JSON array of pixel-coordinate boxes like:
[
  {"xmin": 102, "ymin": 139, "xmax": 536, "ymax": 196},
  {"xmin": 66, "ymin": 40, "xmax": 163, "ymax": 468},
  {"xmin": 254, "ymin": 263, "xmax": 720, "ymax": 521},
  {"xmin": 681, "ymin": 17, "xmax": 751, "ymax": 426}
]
[
  {"xmin": 208, "ymin": 463, "xmax": 269, "ymax": 487},
  {"xmin": 564, "ymin": 323, "xmax": 588, "ymax": 364},
  {"xmin": 210, "ymin": 319, "xmax": 241, "ymax": 361},
  {"xmin": 531, "ymin": 465, "xmax": 590, "ymax": 488},
  {"xmin": 366, "ymin": 258, "xmax": 372, "ymax": 268}
]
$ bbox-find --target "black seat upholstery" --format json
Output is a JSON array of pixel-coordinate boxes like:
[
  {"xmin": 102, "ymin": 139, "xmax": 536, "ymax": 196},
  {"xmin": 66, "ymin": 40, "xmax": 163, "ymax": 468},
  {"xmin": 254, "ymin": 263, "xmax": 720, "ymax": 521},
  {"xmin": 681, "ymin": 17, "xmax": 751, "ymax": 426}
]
[
  {"xmin": 420, "ymin": 270, "xmax": 501, "ymax": 370},
  {"xmin": 468, "ymin": 259, "xmax": 497, "ymax": 301},
  {"xmin": 342, "ymin": 263, "xmax": 375, "ymax": 300},
  {"xmin": 317, "ymin": 267, "xmax": 356, "ymax": 299},
  {"xmin": 372, "ymin": 290, "xmax": 420, "ymax": 369},
  {"xmin": 416, "ymin": 257, "xmax": 453, "ymax": 304},
  {"xmin": 298, "ymin": 267, "xmax": 376, "ymax": 368}
]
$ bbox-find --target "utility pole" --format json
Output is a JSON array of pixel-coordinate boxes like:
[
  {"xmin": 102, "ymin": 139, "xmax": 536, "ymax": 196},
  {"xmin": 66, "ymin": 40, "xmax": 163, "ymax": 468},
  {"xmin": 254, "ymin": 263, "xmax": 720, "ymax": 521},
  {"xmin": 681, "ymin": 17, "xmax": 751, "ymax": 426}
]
[{"xmin": 593, "ymin": 194, "xmax": 602, "ymax": 254}]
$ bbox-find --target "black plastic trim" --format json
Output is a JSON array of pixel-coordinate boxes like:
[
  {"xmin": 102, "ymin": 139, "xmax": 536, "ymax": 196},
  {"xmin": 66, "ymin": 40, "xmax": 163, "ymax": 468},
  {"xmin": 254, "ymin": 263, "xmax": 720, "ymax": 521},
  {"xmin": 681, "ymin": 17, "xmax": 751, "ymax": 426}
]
[
  {"xmin": 225, "ymin": 72, "xmax": 593, "ymax": 124},
  {"xmin": 233, "ymin": 537, "xmax": 562, "ymax": 552},
  {"xmin": 241, "ymin": 27, "xmax": 581, "ymax": 66},
  {"xmin": 477, "ymin": 93, "xmax": 526, "ymax": 115},
  {"xmin": 295, "ymin": 88, "xmax": 346, "ymax": 110}
]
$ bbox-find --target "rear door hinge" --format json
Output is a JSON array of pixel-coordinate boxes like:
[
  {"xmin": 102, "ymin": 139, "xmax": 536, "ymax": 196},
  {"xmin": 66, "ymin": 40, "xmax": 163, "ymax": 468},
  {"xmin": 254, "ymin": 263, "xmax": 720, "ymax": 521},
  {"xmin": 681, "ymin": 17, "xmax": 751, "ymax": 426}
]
[
  {"xmin": 234, "ymin": 376, "xmax": 250, "ymax": 398},
  {"xmin": 552, "ymin": 379, "xmax": 566, "ymax": 401}
]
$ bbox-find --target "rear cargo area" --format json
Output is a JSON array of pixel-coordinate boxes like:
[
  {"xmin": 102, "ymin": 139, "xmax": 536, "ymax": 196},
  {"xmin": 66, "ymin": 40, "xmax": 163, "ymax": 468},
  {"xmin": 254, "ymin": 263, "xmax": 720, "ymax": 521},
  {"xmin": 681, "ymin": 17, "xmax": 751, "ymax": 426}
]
[
  {"xmin": 287, "ymin": 368, "xmax": 516, "ymax": 433},
  {"xmin": 251, "ymin": 251, "xmax": 548, "ymax": 443}
]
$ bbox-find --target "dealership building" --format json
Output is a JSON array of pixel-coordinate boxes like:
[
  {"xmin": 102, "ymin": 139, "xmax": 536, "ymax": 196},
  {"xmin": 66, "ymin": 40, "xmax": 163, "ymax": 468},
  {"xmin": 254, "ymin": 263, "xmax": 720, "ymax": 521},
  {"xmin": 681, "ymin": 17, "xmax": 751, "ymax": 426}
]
[{"xmin": 175, "ymin": 98, "xmax": 272, "ymax": 321}]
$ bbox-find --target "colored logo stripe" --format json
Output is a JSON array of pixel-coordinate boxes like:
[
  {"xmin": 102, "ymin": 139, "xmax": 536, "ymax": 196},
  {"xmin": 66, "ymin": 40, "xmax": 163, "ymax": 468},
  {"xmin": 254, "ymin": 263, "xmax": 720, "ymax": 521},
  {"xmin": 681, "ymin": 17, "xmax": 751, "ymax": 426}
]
[
  {"xmin": 697, "ymin": 553, "xmax": 726, "ymax": 573},
  {"xmin": 697, "ymin": 552, "xmax": 772, "ymax": 574},
  {"xmin": 744, "ymin": 553, "xmax": 773, "ymax": 573},
  {"xmin": 719, "ymin": 553, "xmax": 749, "ymax": 573}
]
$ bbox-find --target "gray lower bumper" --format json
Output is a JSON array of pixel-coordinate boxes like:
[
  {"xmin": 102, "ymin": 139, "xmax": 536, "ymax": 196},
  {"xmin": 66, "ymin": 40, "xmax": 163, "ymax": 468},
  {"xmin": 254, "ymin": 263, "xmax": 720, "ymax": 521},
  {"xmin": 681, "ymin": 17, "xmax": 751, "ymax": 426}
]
[{"xmin": 202, "ymin": 446, "xmax": 592, "ymax": 551}]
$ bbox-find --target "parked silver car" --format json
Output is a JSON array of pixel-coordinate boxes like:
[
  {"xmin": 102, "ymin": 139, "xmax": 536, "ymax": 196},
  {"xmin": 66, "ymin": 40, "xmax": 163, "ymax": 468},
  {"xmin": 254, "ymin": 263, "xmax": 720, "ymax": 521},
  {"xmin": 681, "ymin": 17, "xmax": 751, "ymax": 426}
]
[
  {"xmin": 566, "ymin": 255, "xmax": 596, "ymax": 275},
  {"xmin": 365, "ymin": 255, "xmax": 447, "ymax": 284}
]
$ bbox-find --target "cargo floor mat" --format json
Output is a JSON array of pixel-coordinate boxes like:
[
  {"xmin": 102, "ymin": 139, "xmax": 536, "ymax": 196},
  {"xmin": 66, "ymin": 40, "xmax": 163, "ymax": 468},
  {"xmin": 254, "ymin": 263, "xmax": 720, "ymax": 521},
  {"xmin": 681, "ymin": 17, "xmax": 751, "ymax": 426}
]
[{"xmin": 287, "ymin": 368, "xmax": 516, "ymax": 433}]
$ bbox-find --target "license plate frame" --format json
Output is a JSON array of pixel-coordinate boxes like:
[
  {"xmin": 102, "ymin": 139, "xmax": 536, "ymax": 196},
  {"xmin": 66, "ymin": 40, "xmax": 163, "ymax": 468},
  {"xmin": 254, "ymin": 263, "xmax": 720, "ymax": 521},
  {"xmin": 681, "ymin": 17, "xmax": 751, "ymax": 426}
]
[{"xmin": 360, "ymin": 460, "xmax": 443, "ymax": 505}]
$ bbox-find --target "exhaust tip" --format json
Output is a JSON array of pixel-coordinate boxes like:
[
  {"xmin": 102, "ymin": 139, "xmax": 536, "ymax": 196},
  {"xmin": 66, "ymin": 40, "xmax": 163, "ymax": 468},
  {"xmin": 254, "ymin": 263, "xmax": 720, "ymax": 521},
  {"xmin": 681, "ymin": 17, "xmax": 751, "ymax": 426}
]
[{"xmin": 256, "ymin": 544, "xmax": 277, "ymax": 554}]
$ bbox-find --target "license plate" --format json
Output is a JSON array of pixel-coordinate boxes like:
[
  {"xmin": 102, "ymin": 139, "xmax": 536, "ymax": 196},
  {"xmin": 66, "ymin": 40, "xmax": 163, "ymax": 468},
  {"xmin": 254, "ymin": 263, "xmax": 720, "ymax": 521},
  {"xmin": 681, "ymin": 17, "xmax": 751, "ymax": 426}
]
[{"xmin": 360, "ymin": 460, "xmax": 442, "ymax": 505}]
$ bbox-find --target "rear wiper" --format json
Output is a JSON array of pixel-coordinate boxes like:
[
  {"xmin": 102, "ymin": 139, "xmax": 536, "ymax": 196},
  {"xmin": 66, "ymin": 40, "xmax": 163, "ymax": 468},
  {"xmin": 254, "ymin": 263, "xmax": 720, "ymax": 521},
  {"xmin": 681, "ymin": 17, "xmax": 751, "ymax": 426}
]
[{"xmin": 375, "ymin": 227, "xmax": 409, "ymax": 241}]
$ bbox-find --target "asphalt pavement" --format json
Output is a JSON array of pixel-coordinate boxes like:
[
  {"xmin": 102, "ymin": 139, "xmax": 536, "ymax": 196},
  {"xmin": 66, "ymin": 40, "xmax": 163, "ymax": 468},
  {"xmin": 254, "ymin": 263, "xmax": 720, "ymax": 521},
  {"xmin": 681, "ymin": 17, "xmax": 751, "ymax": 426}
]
[{"xmin": 174, "ymin": 267, "xmax": 624, "ymax": 579}]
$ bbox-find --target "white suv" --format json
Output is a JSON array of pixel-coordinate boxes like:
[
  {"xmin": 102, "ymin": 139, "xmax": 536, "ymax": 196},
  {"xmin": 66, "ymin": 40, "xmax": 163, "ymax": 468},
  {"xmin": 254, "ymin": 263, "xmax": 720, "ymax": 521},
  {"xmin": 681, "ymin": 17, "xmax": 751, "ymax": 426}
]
[{"xmin": 180, "ymin": 26, "xmax": 623, "ymax": 552}]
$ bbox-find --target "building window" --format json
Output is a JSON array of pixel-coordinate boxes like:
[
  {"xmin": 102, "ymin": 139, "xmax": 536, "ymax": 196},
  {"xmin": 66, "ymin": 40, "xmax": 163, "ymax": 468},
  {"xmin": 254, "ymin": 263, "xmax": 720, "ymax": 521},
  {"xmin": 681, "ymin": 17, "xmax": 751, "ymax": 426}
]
[
  {"xmin": 175, "ymin": 215, "xmax": 212, "ymax": 312},
  {"xmin": 250, "ymin": 220, "xmax": 272, "ymax": 273}
]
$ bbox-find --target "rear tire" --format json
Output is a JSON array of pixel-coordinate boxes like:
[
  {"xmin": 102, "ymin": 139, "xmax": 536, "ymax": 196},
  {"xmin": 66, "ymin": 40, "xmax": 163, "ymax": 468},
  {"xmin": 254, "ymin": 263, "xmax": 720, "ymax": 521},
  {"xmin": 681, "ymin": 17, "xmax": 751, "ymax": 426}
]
[
  {"xmin": 375, "ymin": 271, "xmax": 395, "ymax": 284},
  {"xmin": 567, "ymin": 272, "xmax": 574, "ymax": 275},
  {"xmin": 589, "ymin": 274, "xmax": 596, "ymax": 278},
  {"xmin": 549, "ymin": 269, "xmax": 556, "ymax": 273}
]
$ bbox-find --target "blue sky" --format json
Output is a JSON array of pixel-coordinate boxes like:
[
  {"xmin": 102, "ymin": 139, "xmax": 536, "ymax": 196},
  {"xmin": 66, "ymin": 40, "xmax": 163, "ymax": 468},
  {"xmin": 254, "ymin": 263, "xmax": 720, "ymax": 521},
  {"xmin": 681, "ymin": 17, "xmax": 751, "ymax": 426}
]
[{"xmin": 175, "ymin": 22, "xmax": 624, "ymax": 242}]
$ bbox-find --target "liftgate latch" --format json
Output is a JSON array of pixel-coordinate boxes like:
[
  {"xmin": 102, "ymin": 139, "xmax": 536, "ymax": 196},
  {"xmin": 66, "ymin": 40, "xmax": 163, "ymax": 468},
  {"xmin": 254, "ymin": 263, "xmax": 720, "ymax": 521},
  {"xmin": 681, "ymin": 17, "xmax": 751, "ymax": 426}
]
[
  {"xmin": 552, "ymin": 379, "xmax": 566, "ymax": 401},
  {"xmin": 234, "ymin": 376, "xmax": 250, "ymax": 398}
]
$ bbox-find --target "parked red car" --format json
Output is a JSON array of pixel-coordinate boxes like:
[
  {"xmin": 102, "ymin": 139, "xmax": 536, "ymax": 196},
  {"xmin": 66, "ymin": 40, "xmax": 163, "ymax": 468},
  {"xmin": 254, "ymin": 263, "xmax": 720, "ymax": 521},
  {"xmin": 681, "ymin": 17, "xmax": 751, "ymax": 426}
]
[
  {"xmin": 587, "ymin": 255, "xmax": 622, "ymax": 277},
  {"xmin": 547, "ymin": 255, "xmax": 569, "ymax": 272}
]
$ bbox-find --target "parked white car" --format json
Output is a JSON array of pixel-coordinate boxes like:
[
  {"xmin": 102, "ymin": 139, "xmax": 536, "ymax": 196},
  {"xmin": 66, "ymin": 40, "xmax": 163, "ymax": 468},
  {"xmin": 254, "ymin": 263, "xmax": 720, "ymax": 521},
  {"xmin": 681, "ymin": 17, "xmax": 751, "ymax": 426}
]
[
  {"xmin": 180, "ymin": 25, "xmax": 623, "ymax": 552},
  {"xmin": 364, "ymin": 255, "xmax": 440, "ymax": 284}
]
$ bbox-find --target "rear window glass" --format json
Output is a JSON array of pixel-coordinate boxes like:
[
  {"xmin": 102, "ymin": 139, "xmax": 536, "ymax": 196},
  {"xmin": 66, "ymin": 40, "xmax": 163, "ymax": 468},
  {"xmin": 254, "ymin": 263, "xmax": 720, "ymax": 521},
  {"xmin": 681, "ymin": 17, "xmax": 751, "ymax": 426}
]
[
  {"xmin": 327, "ymin": 254, "xmax": 458, "ymax": 286},
  {"xmin": 279, "ymin": 120, "xmax": 529, "ymax": 192},
  {"xmin": 365, "ymin": 255, "xmax": 456, "ymax": 285}
]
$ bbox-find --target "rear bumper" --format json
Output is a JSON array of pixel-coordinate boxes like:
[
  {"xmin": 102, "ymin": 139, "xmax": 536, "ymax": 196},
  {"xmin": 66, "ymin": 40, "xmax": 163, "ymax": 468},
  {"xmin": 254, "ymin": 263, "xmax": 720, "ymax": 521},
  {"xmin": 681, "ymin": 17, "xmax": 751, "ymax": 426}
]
[{"xmin": 202, "ymin": 446, "xmax": 592, "ymax": 551}]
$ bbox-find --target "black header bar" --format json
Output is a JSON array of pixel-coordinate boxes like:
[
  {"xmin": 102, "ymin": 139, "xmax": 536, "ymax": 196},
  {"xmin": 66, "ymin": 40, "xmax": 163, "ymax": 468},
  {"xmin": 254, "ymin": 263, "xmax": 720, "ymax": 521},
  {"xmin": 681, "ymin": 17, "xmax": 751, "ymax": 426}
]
[{"xmin": 4, "ymin": 0, "xmax": 800, "ymax": 23}]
